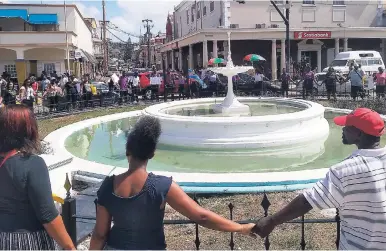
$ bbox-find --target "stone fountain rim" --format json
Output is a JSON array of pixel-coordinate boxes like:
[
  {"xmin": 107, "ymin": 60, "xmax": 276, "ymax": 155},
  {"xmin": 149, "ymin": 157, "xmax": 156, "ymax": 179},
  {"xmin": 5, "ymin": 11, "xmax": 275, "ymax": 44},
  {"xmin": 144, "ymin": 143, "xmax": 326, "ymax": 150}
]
[
  {"xmin": 45, "ymin": 107, "xmax": 383, "ymax": 196},
  {"xmin": 142, "ymin": 97, "xmax": 325, "ymax": 123}
]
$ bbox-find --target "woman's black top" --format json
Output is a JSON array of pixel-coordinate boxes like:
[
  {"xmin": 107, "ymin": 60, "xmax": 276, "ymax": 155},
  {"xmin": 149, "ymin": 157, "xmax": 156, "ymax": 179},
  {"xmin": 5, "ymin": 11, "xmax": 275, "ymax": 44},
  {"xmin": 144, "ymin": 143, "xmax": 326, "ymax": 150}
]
[
  {"xmin": 0, "ymin": 154, "xmax": 59, "ymax": 232},
  {"xmin": 97, "ymin": 173, "xmax": 172, "ymax": 250}
]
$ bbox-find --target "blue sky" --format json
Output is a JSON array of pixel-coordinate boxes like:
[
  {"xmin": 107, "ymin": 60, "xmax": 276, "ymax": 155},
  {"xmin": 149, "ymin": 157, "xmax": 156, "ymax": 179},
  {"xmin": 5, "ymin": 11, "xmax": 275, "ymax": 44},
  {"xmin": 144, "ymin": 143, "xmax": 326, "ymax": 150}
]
[{"xmin": 4, "ymin": 0, "xmax": 180, "ymax": 42}]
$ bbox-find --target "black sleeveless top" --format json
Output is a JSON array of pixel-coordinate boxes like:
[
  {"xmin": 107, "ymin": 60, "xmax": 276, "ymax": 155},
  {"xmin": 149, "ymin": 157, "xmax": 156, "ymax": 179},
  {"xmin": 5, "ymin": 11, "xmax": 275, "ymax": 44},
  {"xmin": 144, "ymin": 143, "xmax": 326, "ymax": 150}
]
[{"xmin": 97, "ymin": 173, "xmax": 172, "ymax": 250}]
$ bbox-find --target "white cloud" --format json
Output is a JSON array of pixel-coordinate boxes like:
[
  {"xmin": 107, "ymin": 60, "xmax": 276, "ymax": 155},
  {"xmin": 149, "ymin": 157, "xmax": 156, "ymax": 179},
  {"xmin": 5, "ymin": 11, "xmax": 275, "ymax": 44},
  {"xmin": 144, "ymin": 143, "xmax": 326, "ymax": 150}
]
[
  {"xmin": 76, "ymin": 2, "xmax": 101, "ymax": 19},
  {"xmin": 65, "ymin": 1, "xmax": 101, "ymax": 20},
  {"xmin": 2, "ymin": 0, "xmax": 178, "ymax": 42},
  {"xmin": 113, "ymin": 0, "xmax": 179, "ymax": 40}
]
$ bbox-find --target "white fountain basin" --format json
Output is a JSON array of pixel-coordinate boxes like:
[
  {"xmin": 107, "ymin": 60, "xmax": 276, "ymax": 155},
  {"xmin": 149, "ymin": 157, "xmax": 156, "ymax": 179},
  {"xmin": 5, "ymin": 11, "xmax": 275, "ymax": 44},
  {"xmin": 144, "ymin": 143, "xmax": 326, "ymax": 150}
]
[{"xmin": 142, "ymin": 97, "xmax": 330, "ymax": 151}]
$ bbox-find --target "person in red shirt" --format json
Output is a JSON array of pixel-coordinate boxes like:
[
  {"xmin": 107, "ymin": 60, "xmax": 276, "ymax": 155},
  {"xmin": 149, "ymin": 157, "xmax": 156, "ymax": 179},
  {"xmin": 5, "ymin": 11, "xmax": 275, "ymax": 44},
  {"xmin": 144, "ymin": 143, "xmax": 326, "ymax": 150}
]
[{"xmin": 374, "ymin": 67, "xmax": 386, "ymax": 98}]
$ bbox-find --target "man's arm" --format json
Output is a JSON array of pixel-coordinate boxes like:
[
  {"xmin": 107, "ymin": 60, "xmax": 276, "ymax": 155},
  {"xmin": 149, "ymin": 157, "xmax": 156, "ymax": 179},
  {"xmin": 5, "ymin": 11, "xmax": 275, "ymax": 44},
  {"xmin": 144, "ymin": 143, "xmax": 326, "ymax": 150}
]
[
  {"xmin": 252, "ymin": 195, "xmax": 312, "ymax": 238},
  {"xmin": 272, "ymin": 194, "xmax": 312, "ymax": 226},
  {"xmin": 253, "ymin": 168, "xmax": 343, "ymax": 238}
]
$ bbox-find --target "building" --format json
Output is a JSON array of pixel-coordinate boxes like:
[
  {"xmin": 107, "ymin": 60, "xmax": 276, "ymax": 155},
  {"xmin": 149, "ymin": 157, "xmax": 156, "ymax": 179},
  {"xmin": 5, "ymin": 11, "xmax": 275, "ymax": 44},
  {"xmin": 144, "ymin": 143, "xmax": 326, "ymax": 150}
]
[
  {"xmin": 84, "ymin": 17, "xmax": 103, "ymax": 72},
  {"xmin": 138, "ymin": 33, "xmax": 166, "ymax": 69},
  {"xmin": 161, "ymin": 0, "xmax": 386, "ymax": 78},
  {"xmin": 0, "ymin": 3, "xmax": 94, "ymax": 83}
]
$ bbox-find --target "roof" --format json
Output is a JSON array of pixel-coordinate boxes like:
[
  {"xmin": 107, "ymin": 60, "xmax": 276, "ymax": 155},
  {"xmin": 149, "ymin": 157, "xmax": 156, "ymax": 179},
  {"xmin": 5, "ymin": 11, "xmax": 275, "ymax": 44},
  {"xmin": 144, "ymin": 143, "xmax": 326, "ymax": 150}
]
[
  {"xmin": 28, "ymin": 14, "xmax": 58, "ymax": 25},
  {"xmin": 0, "ymin": 3, "xmax": 92, "ymax": 32},
  {"xmin": 0, "ymin": 9, "xmax": 28, "ymax": 20},
  {"xmin": 336, "ymin": 51, "xmax": 382, "ymax": 60}
]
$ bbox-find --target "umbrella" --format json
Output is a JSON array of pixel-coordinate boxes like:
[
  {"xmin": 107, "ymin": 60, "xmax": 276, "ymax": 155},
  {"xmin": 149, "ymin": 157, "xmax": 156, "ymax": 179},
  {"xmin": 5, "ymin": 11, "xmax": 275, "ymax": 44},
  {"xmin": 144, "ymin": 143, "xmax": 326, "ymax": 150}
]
[
  {"xmin": 243, "ymin": 54, "xmax": 266, "ymax": 62},
  {"xmin": 208, "ymin": 58, "xmax": 226, "ymax": 65}
]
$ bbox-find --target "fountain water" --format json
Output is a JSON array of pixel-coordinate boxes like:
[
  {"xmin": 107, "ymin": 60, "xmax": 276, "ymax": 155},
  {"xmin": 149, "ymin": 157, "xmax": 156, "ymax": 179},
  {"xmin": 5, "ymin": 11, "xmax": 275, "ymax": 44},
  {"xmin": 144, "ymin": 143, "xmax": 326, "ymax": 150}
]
[{"xmin": 211, "ymin": 32, "xmax": 253, "ymax": 116}]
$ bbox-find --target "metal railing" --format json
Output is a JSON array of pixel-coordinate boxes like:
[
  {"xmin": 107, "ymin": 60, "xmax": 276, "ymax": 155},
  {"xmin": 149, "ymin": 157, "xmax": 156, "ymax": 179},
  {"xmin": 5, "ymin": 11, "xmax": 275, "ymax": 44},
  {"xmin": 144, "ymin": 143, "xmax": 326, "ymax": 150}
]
[
  {"xmin": 3, "ymin": 79, "xmax": 383, "ymax": 120},
  {"xmin": 59, "ymin": 174, "xmax": 341, "ymax": 250}
]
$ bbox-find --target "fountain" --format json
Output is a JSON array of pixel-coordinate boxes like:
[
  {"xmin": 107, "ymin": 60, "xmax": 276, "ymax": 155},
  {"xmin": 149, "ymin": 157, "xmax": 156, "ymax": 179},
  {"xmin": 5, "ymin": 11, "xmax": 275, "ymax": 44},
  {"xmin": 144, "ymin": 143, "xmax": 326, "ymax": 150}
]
[
  {"xmin": 139, "ymin": 31, "xmax": 330, "ymax": 150},
  {"xmin": 211, "ymin": 32, "xmax": 253, "ymax": 116}
]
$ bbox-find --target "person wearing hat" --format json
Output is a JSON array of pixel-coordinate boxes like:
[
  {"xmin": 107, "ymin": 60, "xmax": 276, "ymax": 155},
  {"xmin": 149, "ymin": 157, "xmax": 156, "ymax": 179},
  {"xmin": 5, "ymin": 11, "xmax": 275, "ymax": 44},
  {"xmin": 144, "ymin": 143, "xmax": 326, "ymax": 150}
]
[{"xmin": 252, "ymin": 108, "xmax": 386, "ymax": 250}]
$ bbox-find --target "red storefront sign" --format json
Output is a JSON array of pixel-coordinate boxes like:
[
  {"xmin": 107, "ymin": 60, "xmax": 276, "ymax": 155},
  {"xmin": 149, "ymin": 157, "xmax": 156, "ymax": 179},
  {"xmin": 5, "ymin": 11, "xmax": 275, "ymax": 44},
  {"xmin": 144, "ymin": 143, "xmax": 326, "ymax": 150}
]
[{"xmin": 294, "ymin": 31, "xmax": 331, "ymax": 39}]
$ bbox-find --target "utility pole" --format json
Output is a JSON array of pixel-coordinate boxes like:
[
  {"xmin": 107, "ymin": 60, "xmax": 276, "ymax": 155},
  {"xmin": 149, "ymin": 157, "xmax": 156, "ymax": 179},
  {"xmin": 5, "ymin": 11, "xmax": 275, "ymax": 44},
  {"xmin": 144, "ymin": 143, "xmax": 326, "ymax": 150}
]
[
  {"xmin": 142, "ymin": 19, "xmax": 153, "ymax": 69},
  {"xmin": 63, "ymin": 0, "xmax": 70, "ymax": 75},
  {"xmin": 285, "ymin": 0, "xmax": 290, "ymax": 73},
  {"xmin": 270, "ymin": 0, "xmax": 290, "ymax": 73},
  {"xmin": 102, "ymin": 0, "xmax": 108, "ymax": 74}
]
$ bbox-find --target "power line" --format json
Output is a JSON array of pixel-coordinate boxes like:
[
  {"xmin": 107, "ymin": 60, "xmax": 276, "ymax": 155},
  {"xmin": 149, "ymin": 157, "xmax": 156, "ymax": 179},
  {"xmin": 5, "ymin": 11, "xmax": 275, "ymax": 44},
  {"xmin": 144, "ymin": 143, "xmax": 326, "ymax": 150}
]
[{"xmin": 142, "ymin": 19, "xmax": 153, "ymax": 68}]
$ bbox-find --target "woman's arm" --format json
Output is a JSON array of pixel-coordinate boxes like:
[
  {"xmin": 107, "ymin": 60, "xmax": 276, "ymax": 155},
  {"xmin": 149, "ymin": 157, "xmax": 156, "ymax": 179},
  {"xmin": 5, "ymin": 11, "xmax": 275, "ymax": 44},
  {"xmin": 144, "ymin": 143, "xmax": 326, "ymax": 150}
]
[
  {"xmin": 166, "ymin": 182, "xmax": 254, "ymax": 235},
  {"xmin": 27, "ymin": 157, "xmax": 75, "ymax": 250},
  {"xmin": 43, "ymin": 215, "xmax": 76, "ymax": 250},
  {"xmin": 89, "ymin": 205, "xmax": 112, "ymax": 250}
]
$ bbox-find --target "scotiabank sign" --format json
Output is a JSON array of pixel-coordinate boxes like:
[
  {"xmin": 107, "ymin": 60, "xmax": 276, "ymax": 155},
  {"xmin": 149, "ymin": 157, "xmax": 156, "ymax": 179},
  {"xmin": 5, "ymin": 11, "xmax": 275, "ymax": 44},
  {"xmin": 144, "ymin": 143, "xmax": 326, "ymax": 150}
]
[{"xmin": 294, "ymin": 31, "xmax": 331, "ymax": 39}]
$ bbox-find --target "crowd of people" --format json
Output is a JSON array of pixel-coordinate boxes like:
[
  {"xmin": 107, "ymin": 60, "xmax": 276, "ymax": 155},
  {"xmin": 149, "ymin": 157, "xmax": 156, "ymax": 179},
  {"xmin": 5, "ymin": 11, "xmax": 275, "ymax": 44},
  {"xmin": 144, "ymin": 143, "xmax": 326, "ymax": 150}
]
[{"xmin": 0, "ymin": 71, "xmax": 107, "ymax": 112}]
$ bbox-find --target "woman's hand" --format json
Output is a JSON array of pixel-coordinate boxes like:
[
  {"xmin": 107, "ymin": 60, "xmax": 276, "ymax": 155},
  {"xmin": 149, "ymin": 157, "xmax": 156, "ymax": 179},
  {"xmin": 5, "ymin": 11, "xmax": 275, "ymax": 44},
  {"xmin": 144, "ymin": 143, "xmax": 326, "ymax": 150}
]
[{"xmin": 238, "ymin": 223, "xmax": 257, "ymax": 237}]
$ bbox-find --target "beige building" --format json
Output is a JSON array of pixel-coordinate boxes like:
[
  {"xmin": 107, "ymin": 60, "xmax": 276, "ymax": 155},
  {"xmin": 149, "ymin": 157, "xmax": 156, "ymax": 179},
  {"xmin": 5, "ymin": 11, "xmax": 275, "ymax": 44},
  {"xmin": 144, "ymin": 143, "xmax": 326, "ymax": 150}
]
[
  {"xmin": 0, "ymin": 3, "xmax": 94, "ymax": 83},
  {"xmin": 162, "ymin": 0, "xmax": 386, "ymax": 78}
]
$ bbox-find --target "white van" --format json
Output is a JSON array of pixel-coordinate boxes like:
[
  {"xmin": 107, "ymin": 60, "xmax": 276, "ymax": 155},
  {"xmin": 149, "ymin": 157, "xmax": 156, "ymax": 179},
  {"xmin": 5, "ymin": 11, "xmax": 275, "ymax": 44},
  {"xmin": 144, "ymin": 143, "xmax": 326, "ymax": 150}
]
[{"xmin": 323, "ymin": 50, "xmax": 385, "ymax": 75}]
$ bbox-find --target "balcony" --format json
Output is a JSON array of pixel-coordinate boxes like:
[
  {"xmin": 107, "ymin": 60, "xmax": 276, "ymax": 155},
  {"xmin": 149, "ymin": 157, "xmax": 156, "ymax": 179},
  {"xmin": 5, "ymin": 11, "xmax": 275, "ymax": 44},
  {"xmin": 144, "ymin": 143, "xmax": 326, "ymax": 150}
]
[{"xmin": 0, "ymin": 31, "xmax": 77, "ymax": 47}]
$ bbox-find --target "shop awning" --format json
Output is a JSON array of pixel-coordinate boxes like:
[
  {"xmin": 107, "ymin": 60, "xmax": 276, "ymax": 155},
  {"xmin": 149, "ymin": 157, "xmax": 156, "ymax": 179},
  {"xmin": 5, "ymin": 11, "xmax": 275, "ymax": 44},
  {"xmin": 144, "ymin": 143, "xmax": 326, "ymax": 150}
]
[
  {"xmin": 0, "ymin": 9, "xmax": 28, "ymax": 21},
  {"xmin": 28, "ymin": 14, "xmax": 58, "ymax": 24},
  {"xmin": 82, "ymin": 49, "xmax": 98, "ymax": 64}
]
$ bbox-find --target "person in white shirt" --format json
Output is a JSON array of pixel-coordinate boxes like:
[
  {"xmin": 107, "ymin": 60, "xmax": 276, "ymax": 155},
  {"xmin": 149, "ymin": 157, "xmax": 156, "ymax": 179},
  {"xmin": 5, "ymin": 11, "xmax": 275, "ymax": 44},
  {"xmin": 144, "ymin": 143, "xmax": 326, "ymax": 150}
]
[
  {"xmin": 0, "ymin": 76, "xmax": 7, "ymax": 98},
  {"xmin": 253, "ymin": 108, "xmax": 386, "ymax": 250},
  {"xmin": 132, "ymin": 73, "xmax": 140, "ymax": 103},
  {"xmin": 255, "ymin": 70, "xmax": 265, "ymax": 83},
  {"xmin": 20, "ymin": 80, "xmax": 34, "ymax": 110}
]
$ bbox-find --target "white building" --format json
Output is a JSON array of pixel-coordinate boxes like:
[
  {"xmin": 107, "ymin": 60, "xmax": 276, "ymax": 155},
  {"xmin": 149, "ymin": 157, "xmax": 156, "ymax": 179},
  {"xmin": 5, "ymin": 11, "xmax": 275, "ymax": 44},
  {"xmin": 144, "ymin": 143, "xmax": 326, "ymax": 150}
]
[
  {"xmin": 84, "ymin": 17, "xmax": 103, "ymax": 71},
  {"xmin": 0, "ymin": 3, "xmax": 94, "ymax": 83},
  {"xmin": 162, "ymin": 0, "xmax": 386, "ymax": 79}
]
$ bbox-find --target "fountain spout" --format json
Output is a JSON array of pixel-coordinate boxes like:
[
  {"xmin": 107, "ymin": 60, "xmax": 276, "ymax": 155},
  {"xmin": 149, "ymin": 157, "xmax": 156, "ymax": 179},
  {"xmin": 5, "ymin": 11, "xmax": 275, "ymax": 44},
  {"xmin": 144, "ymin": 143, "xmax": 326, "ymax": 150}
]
[{"xmin": 210, "ymin": 32, "xmax": 253, "ymax": 116}]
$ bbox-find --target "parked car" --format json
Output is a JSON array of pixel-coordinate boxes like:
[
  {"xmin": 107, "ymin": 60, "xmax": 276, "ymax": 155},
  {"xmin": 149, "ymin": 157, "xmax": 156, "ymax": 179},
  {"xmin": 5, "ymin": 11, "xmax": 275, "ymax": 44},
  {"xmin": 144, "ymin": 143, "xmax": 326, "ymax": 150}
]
[
  {"xmin": 235, "ymin": 73, "xmax": 281, "ymax": 96},
  {"xmin": 91, "ymin": 82, "xmax": 119, "ymax": 105}
]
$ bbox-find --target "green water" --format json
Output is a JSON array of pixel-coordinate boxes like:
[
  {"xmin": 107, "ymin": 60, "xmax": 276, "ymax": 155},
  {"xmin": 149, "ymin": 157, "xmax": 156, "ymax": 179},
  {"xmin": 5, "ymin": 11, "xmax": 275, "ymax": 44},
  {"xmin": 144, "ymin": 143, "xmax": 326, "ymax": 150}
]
[
  {"xmin": 64, "ymin": 112, "xmax": 386, "ymax": 173},
  {"xmin": 163, "ymin": 102, "xmax": 303, "ymax": 117}
]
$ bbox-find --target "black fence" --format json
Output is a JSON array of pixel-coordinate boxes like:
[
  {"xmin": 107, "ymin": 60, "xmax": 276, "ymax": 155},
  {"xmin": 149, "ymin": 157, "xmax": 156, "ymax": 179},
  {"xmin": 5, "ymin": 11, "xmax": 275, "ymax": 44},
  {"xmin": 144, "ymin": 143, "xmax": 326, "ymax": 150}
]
[
  {"xmin": 3, "ymin": 78, "xmax": 382, "ymax": 120},
  {"xmin": 60, "ymin": 175, "xmax": 341, "ymax": 250}
]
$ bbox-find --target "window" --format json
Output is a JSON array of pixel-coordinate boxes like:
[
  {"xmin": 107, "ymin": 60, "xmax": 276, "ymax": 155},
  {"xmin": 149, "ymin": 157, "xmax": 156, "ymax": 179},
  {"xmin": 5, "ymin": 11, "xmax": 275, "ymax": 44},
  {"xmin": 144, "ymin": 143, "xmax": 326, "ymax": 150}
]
[
  {"xmin": 210, "ymin": 1, "xmax": 214, "ymax": 12},
  {"xmin": 203, "ymin": 6, "xmax": 207, "ymax": 16},
  {"xmin": 368, "ymin": 59, "xmax": 382, "ymax": 66},
  {"xmin": 4, "ymin": 64, "xmax": 17, "ymax": 78},
  {"xmin": 197, "ymin": 4, "xmax": 201, "ymax": 19},
  {"xmin": 329, "ymin": 60, "xmax": 348, "ymax": 67},
  {"xmin": 44, "ymin": 63, "xmax": 55, "ymax": 76},
  {"xmin": 191, "ymin": 5, "xmax": 195, "ymax": 22},
  {"xmin": 186, "ymin": 10, "xmax": 189, "ymax": 24},
  {"xmin": 357, "ymin": 59, "xmax": 368, "ymax": 66},
  {"xmin": 303, "ymin": 0, "xmax": 315, "ymax": 4},
  {"xmin": 333, "ymin": 0, "xmax": 345, "ymax": 5}
]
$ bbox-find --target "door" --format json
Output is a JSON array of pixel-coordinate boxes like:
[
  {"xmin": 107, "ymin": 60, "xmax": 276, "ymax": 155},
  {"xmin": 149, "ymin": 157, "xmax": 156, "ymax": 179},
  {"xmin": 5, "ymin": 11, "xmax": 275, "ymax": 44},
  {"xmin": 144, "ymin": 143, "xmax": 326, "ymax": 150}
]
[{"xmin": 301, "ymin": 51, "xmax": 318, "ymax": 70}]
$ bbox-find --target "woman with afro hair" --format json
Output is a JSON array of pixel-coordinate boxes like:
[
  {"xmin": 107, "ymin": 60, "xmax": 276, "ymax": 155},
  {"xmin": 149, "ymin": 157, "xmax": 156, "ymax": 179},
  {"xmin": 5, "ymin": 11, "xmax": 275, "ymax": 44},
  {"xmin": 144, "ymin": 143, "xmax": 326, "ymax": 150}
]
[{"xmin": 90, "ymin": 116, "xmax": 256, "ymax": 250}]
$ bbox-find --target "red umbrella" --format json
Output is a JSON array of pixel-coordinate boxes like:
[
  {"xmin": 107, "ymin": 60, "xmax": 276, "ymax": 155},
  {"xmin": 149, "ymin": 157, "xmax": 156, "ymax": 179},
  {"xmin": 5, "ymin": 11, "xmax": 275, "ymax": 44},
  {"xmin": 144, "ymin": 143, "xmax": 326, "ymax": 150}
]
[
  {"xmin": 208, "ymin": 58, "xmax": 226, "ymax": 66},
  {"xmin": 243, "ymin": 54, "xmax": 266, "ymax": 62}
]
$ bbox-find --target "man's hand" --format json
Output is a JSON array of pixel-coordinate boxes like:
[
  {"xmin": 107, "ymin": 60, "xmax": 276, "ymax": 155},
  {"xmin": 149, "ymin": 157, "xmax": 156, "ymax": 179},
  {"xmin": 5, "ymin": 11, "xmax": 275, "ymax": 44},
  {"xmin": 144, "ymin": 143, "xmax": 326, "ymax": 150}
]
[{"xmin": 252, "ymin": 216, "xmax": 276, "ymax": 238}]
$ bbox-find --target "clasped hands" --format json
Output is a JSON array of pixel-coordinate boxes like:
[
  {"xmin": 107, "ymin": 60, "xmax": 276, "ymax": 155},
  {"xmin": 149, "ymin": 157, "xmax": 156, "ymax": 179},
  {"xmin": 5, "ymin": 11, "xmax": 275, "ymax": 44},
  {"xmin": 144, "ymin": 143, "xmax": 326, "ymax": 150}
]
[{"xmin": 239, "ymin": 216, "xmax": 276, "ymax": 238}]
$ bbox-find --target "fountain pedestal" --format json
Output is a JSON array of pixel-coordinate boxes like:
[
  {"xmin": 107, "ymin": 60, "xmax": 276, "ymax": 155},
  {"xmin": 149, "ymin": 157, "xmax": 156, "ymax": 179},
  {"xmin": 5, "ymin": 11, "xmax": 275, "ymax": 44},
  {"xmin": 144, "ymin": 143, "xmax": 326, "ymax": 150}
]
[
  {"xmin": 213, "ymin": 75, "xmax": 250, "ymax": 116},
  {"xmin": 211, "ymin": 31, "xmax": 252, "ymax": 116}
]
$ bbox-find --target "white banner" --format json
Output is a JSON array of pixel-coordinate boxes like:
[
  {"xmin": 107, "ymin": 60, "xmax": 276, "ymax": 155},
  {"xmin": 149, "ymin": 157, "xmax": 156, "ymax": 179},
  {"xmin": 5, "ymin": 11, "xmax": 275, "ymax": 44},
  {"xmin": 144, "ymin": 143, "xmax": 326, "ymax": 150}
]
[{"xmin": 150, "ymin": 77, "xmax": 162, "ymax": 85}]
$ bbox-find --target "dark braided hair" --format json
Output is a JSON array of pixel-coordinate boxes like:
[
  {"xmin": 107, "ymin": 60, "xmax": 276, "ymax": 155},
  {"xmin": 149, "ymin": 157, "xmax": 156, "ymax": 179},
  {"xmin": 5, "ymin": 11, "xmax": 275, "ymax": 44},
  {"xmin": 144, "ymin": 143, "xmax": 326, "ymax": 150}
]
[{"xmin": 126, "ymin": 116, "xmax": 161, "ymax": 161}]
